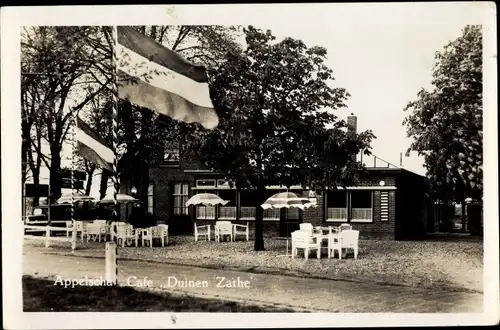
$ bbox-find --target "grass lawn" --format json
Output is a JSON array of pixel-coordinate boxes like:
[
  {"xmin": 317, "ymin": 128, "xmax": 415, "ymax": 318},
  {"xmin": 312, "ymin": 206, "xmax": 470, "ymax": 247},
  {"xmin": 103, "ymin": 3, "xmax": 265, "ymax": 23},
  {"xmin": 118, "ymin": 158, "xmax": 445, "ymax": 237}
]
[
  {"xmin": 23, "ymin": 275, "xmax": 296, "ymax": 312},
  {"xmin": 25, "ymin": 234, "xmax": 483, "ymax": 293}
]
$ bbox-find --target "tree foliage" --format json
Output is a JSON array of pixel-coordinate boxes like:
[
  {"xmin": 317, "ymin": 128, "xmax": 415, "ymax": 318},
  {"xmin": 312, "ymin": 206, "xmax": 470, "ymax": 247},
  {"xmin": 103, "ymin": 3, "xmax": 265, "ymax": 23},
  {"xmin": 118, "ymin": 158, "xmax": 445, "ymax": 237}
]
[
  {"xmin": 185, "ymin": 26, "xmax": 375, "ymax": 250},
  {"xmin": 403, "ymin": 25, "xmax": 483, "ymax": 202}
]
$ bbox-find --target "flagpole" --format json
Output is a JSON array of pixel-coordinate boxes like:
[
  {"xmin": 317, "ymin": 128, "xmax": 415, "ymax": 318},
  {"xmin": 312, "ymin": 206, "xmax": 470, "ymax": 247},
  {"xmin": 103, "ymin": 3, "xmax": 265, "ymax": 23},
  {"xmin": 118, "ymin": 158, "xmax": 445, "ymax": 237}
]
[
  {"xmin": 112, "ymin": 25, "xmax": 119, "ymax": 218},
  {"xmin": 111, "ymin": 25, "xmax": 119, "ymax": 285}
]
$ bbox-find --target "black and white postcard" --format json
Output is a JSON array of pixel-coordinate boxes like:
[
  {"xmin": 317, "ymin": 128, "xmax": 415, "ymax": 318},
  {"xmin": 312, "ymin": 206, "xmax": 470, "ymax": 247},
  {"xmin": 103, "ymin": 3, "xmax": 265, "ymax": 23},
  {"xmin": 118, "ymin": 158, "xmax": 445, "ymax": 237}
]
[{"xmin": 1, "ymin": 3, "xmax": 498, "ymax": 329}]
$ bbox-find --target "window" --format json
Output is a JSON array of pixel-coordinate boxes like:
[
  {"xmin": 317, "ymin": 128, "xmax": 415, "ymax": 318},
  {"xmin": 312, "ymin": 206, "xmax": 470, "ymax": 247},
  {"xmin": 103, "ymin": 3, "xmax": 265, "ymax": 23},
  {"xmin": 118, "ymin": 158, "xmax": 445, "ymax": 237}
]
[
  {"xmin": 196, "ymin": 179, "xmax": 216, "ymax": 188},
  {"xmin": 325, "ymin": 190, "xmax": 348, "ymax": 222},
  {"xmin": 350, "ymin": 190, "xmax": 373, "ymax": 222},
  {"xmin": 218, "ymin": 190, "xmax": 237, "ymax": 220},
  {"xmin": 147, "ymin": 183, "xmax": 154, "ymax": 215},
  {"xmin": 173, "ymin": 183, "xmax": 189, "ymax": 216},
  {"xmin": 163, "ymin": 142, "xmax": 180, "ymax": 166}
]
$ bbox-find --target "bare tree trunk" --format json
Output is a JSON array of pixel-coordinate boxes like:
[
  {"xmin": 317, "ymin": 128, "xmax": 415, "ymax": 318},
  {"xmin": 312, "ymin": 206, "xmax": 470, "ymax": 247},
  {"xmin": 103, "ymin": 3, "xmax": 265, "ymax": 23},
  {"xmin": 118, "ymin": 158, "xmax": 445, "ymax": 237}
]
[
  {"xmin": 254, "ymin": 186, "xmax": 266, "ymax": 251},
  {"xmin": 85, "ymin": 167, "xmax": 95, "ymax": 196},
  {"xmin": 99, "ymin": 170, "xmax": 110, "ymax": 200},
  {"xmin": 461, "ymin": 199, "xmax": 467, "ymax": 233}
]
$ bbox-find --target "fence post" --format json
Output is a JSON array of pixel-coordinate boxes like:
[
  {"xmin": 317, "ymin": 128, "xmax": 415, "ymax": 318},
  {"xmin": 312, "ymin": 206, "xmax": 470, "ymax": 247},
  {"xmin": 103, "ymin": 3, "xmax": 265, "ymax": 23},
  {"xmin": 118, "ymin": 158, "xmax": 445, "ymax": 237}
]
[
  {"xmin": 45, "ymin": 226, "xmax": 50, "ymax": 248},
  {"xmin": 105, "ymin": 241, "xmax": 117, "ymax": 285},
  {"xmin": 71, "ymin": 221, "xmax": 77, "ymax": 251}
]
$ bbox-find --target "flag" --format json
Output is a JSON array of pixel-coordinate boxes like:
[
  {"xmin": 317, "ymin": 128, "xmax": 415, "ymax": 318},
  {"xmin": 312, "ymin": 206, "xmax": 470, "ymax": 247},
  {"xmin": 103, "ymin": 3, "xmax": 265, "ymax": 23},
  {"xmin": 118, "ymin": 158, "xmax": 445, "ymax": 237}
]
[
  {"xmin": 116, "ymin": 26, "xmax": 219, "ymax": 130},
  {"xmin": 76, "ymin": 116, "xmax": 114, "ymax": 172}
]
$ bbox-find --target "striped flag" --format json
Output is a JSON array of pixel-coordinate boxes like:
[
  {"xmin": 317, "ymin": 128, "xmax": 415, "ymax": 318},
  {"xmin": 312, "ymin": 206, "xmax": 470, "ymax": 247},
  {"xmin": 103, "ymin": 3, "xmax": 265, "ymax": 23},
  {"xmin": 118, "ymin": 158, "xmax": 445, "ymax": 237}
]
[
  {"xmin": 76, "ymin": 116, "xmax": 114, "ymax": 172},
  {"xmin": 116, "ymin": 26, "xmax": 219, "ymax": 130}
]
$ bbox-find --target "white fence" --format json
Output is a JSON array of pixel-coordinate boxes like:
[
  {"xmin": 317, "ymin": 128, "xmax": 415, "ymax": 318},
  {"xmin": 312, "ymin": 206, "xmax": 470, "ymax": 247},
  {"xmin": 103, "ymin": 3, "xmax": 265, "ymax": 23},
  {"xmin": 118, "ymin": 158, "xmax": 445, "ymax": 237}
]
[{"xmin": 24, "ymin": 223, "xmax": 77, "ymax": 250}]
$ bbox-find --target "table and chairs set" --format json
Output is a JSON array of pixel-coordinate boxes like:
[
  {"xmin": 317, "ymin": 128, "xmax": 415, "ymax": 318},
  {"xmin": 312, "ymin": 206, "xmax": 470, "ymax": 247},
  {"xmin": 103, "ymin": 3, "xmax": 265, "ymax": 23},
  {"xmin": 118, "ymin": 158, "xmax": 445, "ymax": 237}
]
[
  {"xmin": 65, "ymin": 220, "xmax": 169, "ymax": 248},
  {"xmin": 289, "ymin": 223, "xmax": 360, "ymax": 260},
  {"xmin": 194, "ymin": 220, "xmax": 250, "ymax": 242}
]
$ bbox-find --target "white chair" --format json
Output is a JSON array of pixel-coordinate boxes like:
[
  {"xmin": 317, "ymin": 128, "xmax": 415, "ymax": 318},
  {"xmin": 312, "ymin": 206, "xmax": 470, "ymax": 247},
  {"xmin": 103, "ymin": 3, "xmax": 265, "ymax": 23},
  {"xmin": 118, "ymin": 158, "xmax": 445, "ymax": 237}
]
[
  {"xmin": 86, "ymin": 222, "xmax": 102, "ymax": 242},
  {"xmin": 93, "ymin": 220, "xmax": 109, "ymax": 239},
  {"xmin": 76, "ymin": 221, "xmax": 87, "ymax": 241},
  {"xmin": 328, "ymin": 226, "xmax": 339, "ymax": 234},
  {"xmin": 291, "ymin": 230, "xmax": 321, "ymax": 260},
  {"xmin": 233, "ymin": 222, "xmax": 249, "ymax": 241},
  {"xmin": 116, "ymin": 224, "xmax": 138, "ymax": 247},
  {"xmin": 157, "ymin": 224, "xmax": 169, "ymax": 245},
  {"xmin": 215, "ymin": 221, "xmax": 233, "ymax": 242},
  {"xmin": 142, "ymin": 226, "xmax": 166, "ymax": 247},
  {"xmin": 339, "ymin": 224, "xmax": 352, "ymax": 231},
  {"xmin": 65, "ymin": 221, "xmax": 73, "ymax": 237},
  {"xmin": 299, "ymin": 223, "xmax": 314, "ymax": 236},
  {"xmin": 328, "ymin": 229, "xmax": 359, "ymax": 260},
  {"xmin": 194, "ymin": 222, "xmax": 211, "ymax": 241}
]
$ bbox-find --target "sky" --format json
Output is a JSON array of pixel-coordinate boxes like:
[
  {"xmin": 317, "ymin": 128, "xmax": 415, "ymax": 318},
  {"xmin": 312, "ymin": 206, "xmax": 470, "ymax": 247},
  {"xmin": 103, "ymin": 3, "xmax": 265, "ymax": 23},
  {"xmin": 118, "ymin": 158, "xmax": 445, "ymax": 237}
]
[{"xmin": 15, "ymin": 3, "xmax": 493, "ymax": 198}]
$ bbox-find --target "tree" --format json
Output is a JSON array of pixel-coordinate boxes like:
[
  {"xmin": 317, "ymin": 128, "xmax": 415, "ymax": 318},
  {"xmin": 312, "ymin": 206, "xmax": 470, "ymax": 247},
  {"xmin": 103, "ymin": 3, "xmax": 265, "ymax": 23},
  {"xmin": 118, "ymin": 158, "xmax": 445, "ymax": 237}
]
[
  {"xmin": 185, "ymin": 26, "xmax": 374, "ymax": 250},
  {"xmin": 21, "ymin": 26, "xmax": 114, "ymax": 201},
  {"xmin": 403, "ymin": 25, "xmax": 483, "ymax": 230}
]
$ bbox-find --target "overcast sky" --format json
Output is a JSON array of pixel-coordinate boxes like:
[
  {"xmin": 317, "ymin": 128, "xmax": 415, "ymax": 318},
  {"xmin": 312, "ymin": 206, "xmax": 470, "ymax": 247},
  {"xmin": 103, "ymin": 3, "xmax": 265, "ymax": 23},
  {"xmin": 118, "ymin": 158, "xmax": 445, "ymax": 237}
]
[{"xmin": 14, "ymin": 3, "xmax": 493, "ymax": 198}]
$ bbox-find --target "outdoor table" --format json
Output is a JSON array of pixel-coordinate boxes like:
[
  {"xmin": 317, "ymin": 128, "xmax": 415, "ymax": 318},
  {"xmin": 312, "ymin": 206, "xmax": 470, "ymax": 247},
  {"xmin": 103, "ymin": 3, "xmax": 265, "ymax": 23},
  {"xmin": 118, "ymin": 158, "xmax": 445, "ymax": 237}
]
[
  {"xmin": 313, "ymin": 232, "xmax": 334, "ymax": 257},
  {"xmin": 276, "ymin": 236, "xmax": 291, "ymax": 257}
]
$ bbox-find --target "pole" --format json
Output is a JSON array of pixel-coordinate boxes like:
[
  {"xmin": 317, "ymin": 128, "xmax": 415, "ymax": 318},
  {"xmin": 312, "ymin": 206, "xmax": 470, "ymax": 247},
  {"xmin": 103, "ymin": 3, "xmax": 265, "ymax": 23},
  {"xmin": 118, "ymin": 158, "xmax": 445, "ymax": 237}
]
[
  {"xmin": 111, "ymin": 25, "xmax": 119, "ymax": 284},
  {"xmin": 72, "ymin": 111, "xmax": 77, "ymax": 251}
]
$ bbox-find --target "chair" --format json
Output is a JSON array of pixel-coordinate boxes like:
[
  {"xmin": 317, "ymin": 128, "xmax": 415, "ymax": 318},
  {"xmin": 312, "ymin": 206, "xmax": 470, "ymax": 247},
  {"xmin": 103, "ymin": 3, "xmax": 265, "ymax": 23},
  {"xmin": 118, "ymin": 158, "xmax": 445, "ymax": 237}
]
[
  {"xmin": 299, "ymin": 223, "xmax": 314, "ymax": 236},
  {"xmin": 93, "ymin": 220, "xmax": 109, "ymax": 239},
  {"xmin": 328, "ymin": 229, "xmax": 359, "ymax": 260},
  {"xmin": 233, "ymin": 222, "xmax": 249, "ymax": 241},
  {"xmin": 76, "ymin": 221, "xmax": 87, "ymax": 241},
  {"xmin": 116, "ymin": 224, "xmax": 138, "ymax": 247},
  {"xmin": 65, "ymin": 221, "xmax": 73, "ymax": 237},
  {"xmin": 339, "ymin": 224, "xmax": 352, "ymax": 231},
  {"xmin": 291, "ymin": 230, "xmax": 321, "ymax": 260},
  {"xmin": 215, "ymin": 221, "xmax": 233, "ymax": 242},
  {"xmin": 157, "ymin": 224, "xmax": 169, "ymax": 245},
  {"xmin": 142, "ymin": 226, "xmax": 166, "ymax": 247},
  {"xmin": 194, "ymin": 222, "xmax": 211, "ymax": 241},
  {"xmin": 86, "ymin": 222, "xmax": 102, "ymax": 242},
  {"xmin": 328, "ymin": 226, "xmax": 339, "ymax": 234}
]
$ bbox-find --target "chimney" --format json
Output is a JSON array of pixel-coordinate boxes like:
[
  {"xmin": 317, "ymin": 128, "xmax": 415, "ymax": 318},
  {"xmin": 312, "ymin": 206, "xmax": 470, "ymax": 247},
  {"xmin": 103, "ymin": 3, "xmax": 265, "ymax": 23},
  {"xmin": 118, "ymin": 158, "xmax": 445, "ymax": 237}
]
[
  {"xmin": 347, "ymin": 113, "xmax": 357, "ymax": 162},
  {"xmin": 347, "ymin": 113, "xmax": 357, "ymax": 137}
]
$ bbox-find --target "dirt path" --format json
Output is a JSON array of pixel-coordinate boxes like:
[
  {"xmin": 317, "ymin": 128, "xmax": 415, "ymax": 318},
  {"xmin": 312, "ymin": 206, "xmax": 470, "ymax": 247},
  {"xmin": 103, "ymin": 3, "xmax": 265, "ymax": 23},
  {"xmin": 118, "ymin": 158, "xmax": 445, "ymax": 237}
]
[{"xmin": 23, "ymin": 248, "xmax": 483, "ymax": 313}]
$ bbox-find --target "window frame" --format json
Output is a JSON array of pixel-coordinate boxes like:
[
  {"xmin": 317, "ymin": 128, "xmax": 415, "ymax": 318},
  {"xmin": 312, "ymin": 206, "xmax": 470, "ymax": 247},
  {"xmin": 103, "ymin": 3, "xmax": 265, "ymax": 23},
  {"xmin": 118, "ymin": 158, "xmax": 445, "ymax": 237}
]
[
  {"xmin": 147, "ymin": 182, "xmax": 154, "ymax": 215},
  {"xmin": 172, "ymin": 182, "xmax": 190, "ymax": 216},
  {"xmin": 349, "ymin": 190, "xmax": 374, "ymax": 223}
]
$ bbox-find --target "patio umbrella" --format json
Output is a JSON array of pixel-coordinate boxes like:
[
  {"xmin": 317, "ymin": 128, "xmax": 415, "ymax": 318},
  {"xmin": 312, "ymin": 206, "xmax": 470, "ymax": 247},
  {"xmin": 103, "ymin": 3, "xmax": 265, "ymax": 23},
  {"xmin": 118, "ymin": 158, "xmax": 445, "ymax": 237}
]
[
  {"xmin": 56, "ymin": 192, "xmax": 95, "ymax": 204},
  {"xmin": 98, "ymin": 193, "xmax": 139, "ymax": 204},
  {"xmin": 261, "ymin": 192, "xmax": 317, "ymax": 210},
  {"xmin": 185, "ymin": 193, "xmax": 229, "ymax": 206}
]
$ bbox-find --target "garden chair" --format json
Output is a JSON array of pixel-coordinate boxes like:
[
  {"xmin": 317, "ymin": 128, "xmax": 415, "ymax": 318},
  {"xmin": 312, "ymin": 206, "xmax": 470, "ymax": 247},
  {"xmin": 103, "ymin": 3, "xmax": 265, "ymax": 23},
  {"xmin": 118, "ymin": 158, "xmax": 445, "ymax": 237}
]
[
  {"xmin": 142, "ymin": 226, "xmax": 166, "ymax": 247},
  {"xmin": 215, "ymin": 221, "xmax": 233, "ymax": 242},
  {"xmin": 194, "ymin": 222, "xmax": 211, "ymax": 241},
  {"xmin": 65, "ymin": 221, "xmax": 73, "ymax": 237},
  {"xmin": 93, "ymin": 220, "xmax": 109, "ymax": 239},
  {"xmin": 233, "ymin": 221, "xmax": 249, "ymax": 241},
  {"xmin": 76, "ymin": 221, "xmax": 87, "ymax": 241},
  {"xmin": 339, "ymin": 224, "xmax": 352, "ymax": 231},
  {"xmin": 291, "ymin": 230, "xmax": 321, "ymax": 260},
  {"xmin": 299, "ymin": 223, "xmax": 314, "ymax": 236},
  {"xmin": 85, "ymin": 222, "xmax": 103, "ymax": 242},
  {"xmin": 116, "ymin": 224, "xmax": 138, "ymax": 247},
  {"xmin": 328, "ymin": 229, "xmax": 359, "ymax": 260},
  {"xmin": 157, "ymin": 224, "xmax": 169, "ymax": 245}
]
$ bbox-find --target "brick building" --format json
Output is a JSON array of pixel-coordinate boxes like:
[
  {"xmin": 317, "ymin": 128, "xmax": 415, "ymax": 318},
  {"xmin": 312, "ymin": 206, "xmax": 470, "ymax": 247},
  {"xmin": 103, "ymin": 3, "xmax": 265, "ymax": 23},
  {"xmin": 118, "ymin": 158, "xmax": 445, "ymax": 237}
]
[{"xmin": 122, "ymin": 115, "xmax": 433, "ymax": 240}]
